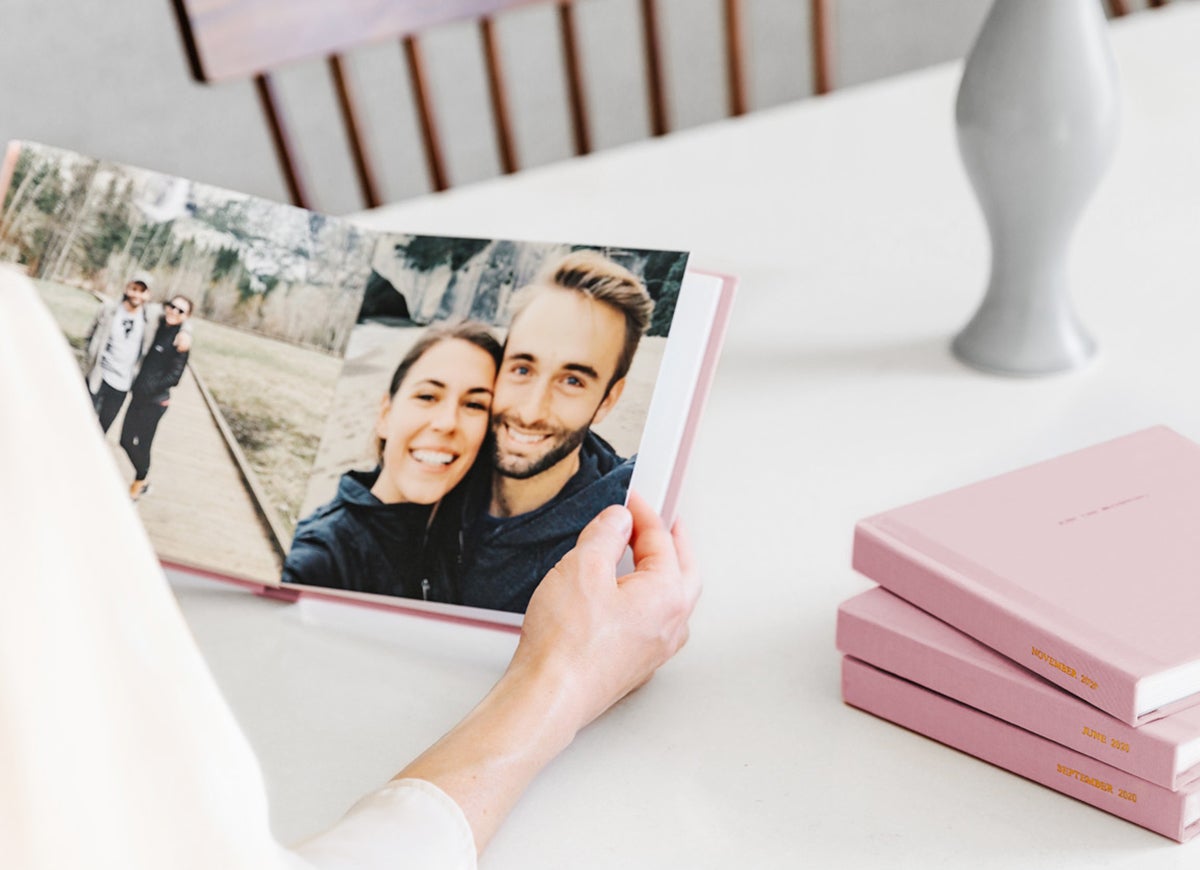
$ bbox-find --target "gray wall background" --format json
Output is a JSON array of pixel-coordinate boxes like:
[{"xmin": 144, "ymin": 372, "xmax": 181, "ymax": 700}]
[{"xmin": 0, "ymin": 0, "xmax": 1156, "ymax": 217}]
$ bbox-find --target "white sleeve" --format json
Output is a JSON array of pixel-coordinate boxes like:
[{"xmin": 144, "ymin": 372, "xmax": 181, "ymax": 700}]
[
  {"xmin": 291, "ymin": 779, "xmax": 476, "ymax": 870},
  {"xmin": 0, "ymin": 266, "xmax": 473, "ymax": 870}
]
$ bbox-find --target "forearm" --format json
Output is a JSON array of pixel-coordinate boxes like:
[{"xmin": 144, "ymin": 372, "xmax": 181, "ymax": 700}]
[
  {"xmin": 85, "ymin": 308, "xmax": 103, "ymax": 345},
  {"xmin": 397, "ymin": 498, "xmax": 696, "ymax": 857},
  {"xmin": 395, "ymin": 653, "xmax": 584, "ymax": 854}
]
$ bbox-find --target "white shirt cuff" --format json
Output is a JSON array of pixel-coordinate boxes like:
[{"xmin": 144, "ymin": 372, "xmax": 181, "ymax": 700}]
[{"xmin": 291, "ymin": 778, "xmax": 476, "ymax": 870}]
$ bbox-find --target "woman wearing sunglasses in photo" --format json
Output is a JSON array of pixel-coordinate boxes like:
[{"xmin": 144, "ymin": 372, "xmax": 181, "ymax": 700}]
[{"xmin": 119, "ymin": 295, "xmax": 194, "ymax": 501}]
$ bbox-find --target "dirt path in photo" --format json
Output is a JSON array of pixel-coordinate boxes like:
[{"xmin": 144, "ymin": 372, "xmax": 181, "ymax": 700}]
[{"xmin": 106, "ymin": 366, "xmax": 282, "ymax": 583}]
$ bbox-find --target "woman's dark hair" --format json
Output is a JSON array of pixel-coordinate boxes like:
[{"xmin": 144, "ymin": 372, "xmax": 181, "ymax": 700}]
[
  {"xmin": 376, "ymin": 321, "xmax": 503, "ymax": 462},
  {"xmin": 386, "ymin": 320, "xmax": 502, "ymax": 397}
]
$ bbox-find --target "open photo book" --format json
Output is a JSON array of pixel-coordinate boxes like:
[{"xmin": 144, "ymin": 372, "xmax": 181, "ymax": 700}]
[{"xmin": 0, "ymin": 140, "xmax": 735, "ymax": 627}]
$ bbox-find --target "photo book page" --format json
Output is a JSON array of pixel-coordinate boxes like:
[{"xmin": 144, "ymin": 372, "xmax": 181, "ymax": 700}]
[{"xmin": 0, "ymin": 140, "xmax": 732, "ymax": 625}]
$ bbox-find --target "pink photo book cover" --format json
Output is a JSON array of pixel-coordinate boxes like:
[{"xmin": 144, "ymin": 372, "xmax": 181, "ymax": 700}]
[
  {"xmin": 837, "ymin": 587, "xmax": 1200, "ymax": 790},
  {"xmin": 842, "ymin": 657, "xmax": 1200, "ymax": 842},
  {"xmin": 853, "ymin": 426, "xmax": 1200, "ymax": 726}
]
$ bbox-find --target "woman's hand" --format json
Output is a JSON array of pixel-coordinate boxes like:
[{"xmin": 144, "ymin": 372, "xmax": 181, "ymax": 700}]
[
  {"xmin": 397, "ymin": 491, "xmax": 700, "ymax": 853},
  {"xmin": 509, "ymin": 490, "xmax": 700, "ymax": 732}
]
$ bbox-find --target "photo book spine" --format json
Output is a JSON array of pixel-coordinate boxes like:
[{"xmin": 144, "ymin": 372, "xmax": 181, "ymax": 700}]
[
  {"xmin": 851, "ymin": 520, "xmax": 1144, "ymax": 726},
  {"xmin": 659, "ymin": 271, "xmax": 736, "ymax": 528},
  {"xmin": 841, "ymin": 656, "xmax": 1200, "ymax": 843},
  {"xmin": 837, "ymin": 588, "xmax": 1197, "ymax": 790}
]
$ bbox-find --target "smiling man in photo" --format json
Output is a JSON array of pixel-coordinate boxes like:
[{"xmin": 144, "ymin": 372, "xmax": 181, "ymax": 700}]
[{"xmin": 445, "ymin": 250, "xmax": 654, "ymax": 612}]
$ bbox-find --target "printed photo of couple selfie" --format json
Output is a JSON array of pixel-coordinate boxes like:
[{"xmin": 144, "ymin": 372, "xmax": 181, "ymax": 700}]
[{"xmin": 3, "ymin": 142, "xmax": 688, "ymax": 616}]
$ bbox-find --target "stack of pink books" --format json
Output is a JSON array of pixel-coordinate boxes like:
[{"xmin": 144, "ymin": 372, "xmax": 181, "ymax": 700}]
[{"xmin": 838, "ymin": 426, "xmax": 1200, "ymax": 842}]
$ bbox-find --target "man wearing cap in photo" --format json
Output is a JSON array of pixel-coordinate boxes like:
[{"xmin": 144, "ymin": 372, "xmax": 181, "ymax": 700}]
[{"xmin": 83, "ymin": 272, "xmax": 191, "ymax": 433}]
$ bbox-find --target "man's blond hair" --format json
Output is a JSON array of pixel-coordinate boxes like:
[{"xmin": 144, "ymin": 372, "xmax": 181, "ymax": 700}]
[{"xmin": 511, "ymin": 250, "xmax": 654, "ymax": 389}]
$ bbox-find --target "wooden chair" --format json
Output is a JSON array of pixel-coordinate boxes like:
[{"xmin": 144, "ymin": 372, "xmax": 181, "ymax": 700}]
[
  {"xmin": 170, "ymin": 0, "xmax": 835, "ymax": 211},
  {"xmin": 1107, "ymin": 0, "xmax": 1170, "ymax": 18}
]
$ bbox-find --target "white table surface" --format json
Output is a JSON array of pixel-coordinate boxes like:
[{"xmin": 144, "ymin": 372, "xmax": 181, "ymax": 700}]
[{"xmin": 172, "ymin": 5, "xmax": 1200, "ymax": 866}]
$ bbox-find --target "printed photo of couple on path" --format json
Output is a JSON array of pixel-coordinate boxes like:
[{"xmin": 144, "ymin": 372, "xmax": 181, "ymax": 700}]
[{"xmin": 0, "ymin": 142, "xmax": 688, "ymax": 616}]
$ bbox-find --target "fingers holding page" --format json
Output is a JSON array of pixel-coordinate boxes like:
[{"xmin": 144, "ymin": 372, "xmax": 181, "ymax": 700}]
[
  {"xmin": 620, "ymin": 491, "xmax": 699, "ymax": 656},
  {"xmin": 623, "ymin": 490, "xmax": 678, "ymax": 578},
  {"xmin": 518, "ymin": 491, "xmax": 700, "ymax": 731},
  {"xmin": 573, "ymin": 504, "xmax": 633, "ymax": 584}
]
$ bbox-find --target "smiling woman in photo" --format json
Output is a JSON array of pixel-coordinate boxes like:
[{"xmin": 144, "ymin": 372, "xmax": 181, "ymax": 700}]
[
  {"xmin": 120, "ymin": 294, "xmax": 195, "ymax": 502},
  {"xmin": 282, "ymin": 321, "xmax": 502, "ymax": 600}
]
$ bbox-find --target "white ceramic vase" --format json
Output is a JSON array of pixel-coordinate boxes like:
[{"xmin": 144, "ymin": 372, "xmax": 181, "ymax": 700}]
[{"xmin": 952, "ymin": 0, "xmax": 1120, "ymax": 376}]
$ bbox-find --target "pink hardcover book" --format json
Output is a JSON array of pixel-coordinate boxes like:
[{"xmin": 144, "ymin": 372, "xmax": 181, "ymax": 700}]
[
  {"xmin": 837, "ymin": 587, "xmax": 1200, "ymax": 790},
  {"xmin": 841, "ymin": 656, "xmax": 1200, "ymax": 842},
  {"xmin": 852, "ymin": 426, "xmax": 1200, "ymax": 726}
]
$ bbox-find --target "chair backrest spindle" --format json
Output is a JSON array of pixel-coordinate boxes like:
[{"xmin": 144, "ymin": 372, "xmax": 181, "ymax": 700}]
[
  {"xmin": 252, "ymin": 73, "xmax": 310, "ymax": 209},
  {"xmin": 724, "ymin": 0, "xmax": 748, "ymax": 116},
  {"xmin": 401, "ymin": 36, "xmax": 451, "ymax": 193},
  {"xmin": 480, "ymin": 17, "xmax": 521, "ymax": 175},
  {"xmin": 558, "ymin": 2, "xmax": 592, "ymax": 156},
  {"xmin": 328, "ymin": 54, "xmax": 383, "ymax": 209},
  {"xmin": 639, "ymin": 0, "xmax": 670, "ymax": 138},
  {"xmin": 812, "ymin": 0, "xmax": 834, "ymax": 96}
]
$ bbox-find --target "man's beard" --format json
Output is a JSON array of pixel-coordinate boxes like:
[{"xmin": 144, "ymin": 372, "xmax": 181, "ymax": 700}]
[{"xmin": 491, "ymin": 413, "xmax": 590, "ymax": 480}]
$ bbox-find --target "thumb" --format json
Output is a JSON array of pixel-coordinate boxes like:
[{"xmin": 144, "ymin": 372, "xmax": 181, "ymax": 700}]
[{"xmin": 572, "ymin": 504, "xmax": 633, "ymax": 567}]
